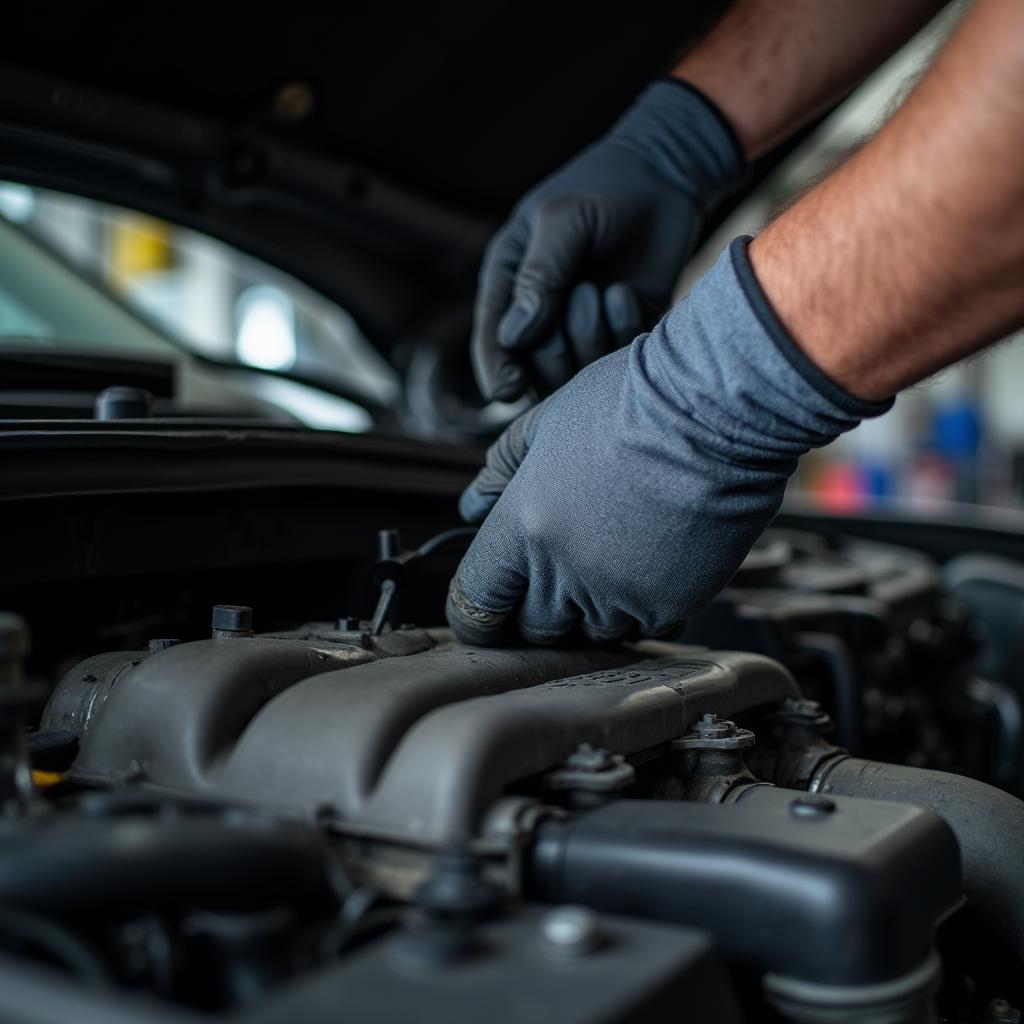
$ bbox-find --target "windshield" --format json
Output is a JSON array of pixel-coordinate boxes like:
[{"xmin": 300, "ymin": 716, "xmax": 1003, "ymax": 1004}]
[
  {"xmin": 0, "ymin": 182, "xmax": 399, "ymax": 413},
  {"xmin": 0, "ymin": 215, "xmax": 179, "ymax": 361}
]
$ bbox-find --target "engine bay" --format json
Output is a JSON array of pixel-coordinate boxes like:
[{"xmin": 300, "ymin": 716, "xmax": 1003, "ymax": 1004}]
[{"xmin": 2, "ymin": 523, "xmax": 1023, "ymax": 1023}]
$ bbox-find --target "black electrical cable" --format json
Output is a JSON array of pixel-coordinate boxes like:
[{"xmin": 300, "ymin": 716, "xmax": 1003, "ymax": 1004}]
[
  {"xmin": 370, "ymin": 526, "xmax": 479, "ymax": 635},
  {"xmin": 416, "ymin": 526, "xmax": 478, "ymax": 560}
]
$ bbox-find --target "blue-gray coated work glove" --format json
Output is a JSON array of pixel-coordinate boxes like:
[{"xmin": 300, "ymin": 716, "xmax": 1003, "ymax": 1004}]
[
  {"xmin": 449, "ymin": 238, "xmax": 893, "ymax": 645},
  {"xmin": 472, "ymin": 79, "xmax": 745, "ymax": 403}
]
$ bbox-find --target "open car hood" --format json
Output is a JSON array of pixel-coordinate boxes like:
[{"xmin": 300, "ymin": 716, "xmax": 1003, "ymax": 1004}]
[{"xmin": 0, "ymin": 2, "xmax": 750, "ymax": 370}]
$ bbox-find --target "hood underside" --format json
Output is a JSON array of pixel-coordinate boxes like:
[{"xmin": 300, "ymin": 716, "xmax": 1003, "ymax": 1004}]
[{"xmin": 0, "ymin": 3, "xmax": 759, "ymax": 363}]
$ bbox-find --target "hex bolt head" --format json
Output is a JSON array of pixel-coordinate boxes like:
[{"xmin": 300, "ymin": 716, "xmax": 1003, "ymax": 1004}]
[
  {"xmin": 769, "ymin": 697, "xmax": 833, "ymax": 733},
  {"xmin": 539, "ymin": 906, "xmax": 605, "ymax": 956},
  {"xmin": 148, "ymin": 639, "xmax": 181, "ymax": 653},
  {"xmin": 781, "ymin": 698, "xmax": 825, "ymax": 719},
  {"xmin": 0, "ymin": 614, "xmax": 30, "ymax": 662},
  {"xmin": 565, "ymin": 743, "xmax": 614, "ymax": 772},
  {"xmin": 336, "ymin": 617, "xmax": 361, "ymax": 632},
  {"xmin": 211, "ymin": 605, "xmax": 253, "ymax": 636}
]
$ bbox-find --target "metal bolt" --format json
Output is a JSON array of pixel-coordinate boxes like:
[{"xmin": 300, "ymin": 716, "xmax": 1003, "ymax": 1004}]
[
  {"xmin": 768, "ymin": 697, "xmax": 833, "ymax": 733},
  {"xmin": 565, "ymin": 743, "xmax": 615, "ymax": 772},
  {"xmin": 695, "ymin": 713, "xmax": 734, "ymax": 739},
  {"xmin": 336, "ymin": 617, "xmax": 360, "ymax": 632},
  {"xmin": 781, "ymin": 698, "xmax": 825, "ymax": 719},
  {"xmin": 148, "ymin": 639, "xmax": 180, "ymax": 653},
  {"xmin": 539, "ymin": 906, "xmax": 605, "ymax": 956},
  {"xmin": 673, "ymin": 714, "xmax": 755, "ymax": 753}
]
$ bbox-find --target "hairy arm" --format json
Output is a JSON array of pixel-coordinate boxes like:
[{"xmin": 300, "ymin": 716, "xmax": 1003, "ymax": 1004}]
[
  {"xmin": 750, "ymin": 0, "xmax": 1024, "ymax": 402},
  {"xmin": 471, "ymin": 0, "xmax": 952, "ymax": 402},
  {"xmin": 675, "ymin": 0, "xmax": 948, "ymax": 158}
]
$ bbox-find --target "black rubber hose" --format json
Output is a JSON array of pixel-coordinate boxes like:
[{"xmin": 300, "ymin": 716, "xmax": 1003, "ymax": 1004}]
[
  {"xmin": 417, "ymin": 526, "xmax": 477, "ymax": 559},
  {"xmin": 0, "ymin": 806, "xmax": 342, "ymax": 918},
  {"xmin": 0, "ymin": 906, "xmax": 109, "ymax": 986},
  {"xmin": 528, "ymin": 789, "xmax": 959, "ymax": 991},
  {"xmin": 812, "ymin": 756, "xmax": 1024, "ymax": 963},
  {"xmin": 796, "ymin": 632, "xmax": 862, "ymax": 752}
]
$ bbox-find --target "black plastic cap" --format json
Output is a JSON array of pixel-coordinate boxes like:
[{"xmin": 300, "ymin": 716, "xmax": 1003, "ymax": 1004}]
[
  {"xmin": 790, "ymin": 795, "xmax": 836, "ymax": 819},
  {"xmin": 0, "ymin": 613, "xmax": 30, "ymax": 661},
  {"xmin": 94, "ymin": 386, "xmax": 155, "ymax": 421},
  {"xmin": 211, "ymin": 605, "xmax": 253, "ymax": 633},
  {"xmin": 377, "ymin": 529, "xmax": 402, "ymax": 561}
]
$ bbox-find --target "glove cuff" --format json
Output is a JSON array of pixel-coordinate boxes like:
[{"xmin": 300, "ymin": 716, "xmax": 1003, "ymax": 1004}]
[
  {"xmin": 606, "ymin": 78, "xmax": 747, "ymax": 210},
  {"xmin": 656, "ymin": 77, "xmax": 746, "ymax": 172},
  {"xmin": 634, "ymin": 237, "xmax": 893, "ymax": 464},
  {"xmin": 728, "ymin": 236, "xmax": 895, "ymax": 421}
]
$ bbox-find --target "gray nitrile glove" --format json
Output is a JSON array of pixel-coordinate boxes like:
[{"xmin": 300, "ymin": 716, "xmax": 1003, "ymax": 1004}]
[
  {"xmin": 449, "ymin": 238, "xmax": 893, "ymax": 645},
  {"xmin": 473, "ymin": 79, "xmax": 746, "ymax": 403}
]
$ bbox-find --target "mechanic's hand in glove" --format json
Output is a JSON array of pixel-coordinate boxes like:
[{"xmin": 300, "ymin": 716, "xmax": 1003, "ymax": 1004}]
[
  {"xmin": 449, "ymin": 239, "xmax": 892, "ymax": 646},
  {"xmin": 473, "ymin": 80, "xmax": 746, "ymax": 403}
]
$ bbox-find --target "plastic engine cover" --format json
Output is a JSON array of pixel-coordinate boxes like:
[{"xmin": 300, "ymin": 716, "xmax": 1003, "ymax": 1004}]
[{"xmin": 57, "ymin": 628, "xmax": 798, "ymax": 842}]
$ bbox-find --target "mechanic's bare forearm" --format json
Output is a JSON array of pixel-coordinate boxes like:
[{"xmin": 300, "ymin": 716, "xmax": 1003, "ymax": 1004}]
[
  {"xmin": 673, "ymin": 0, "xmax": 946, "ymax": 159},
  {"xmin": 749, "ymin": 0, "xmax": 1024, "ymax": 403}
]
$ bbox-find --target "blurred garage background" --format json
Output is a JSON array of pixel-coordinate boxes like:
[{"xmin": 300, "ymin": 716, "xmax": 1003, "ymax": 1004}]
[{"xmin": 2, "ymin": 1, "xmax": 1021, "ymax": 515}]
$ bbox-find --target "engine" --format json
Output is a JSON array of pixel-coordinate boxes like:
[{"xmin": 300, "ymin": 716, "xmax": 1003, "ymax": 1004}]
[{"xmin": 1, "ymin": 526, "xmax": 1022, "ymax": 1024}]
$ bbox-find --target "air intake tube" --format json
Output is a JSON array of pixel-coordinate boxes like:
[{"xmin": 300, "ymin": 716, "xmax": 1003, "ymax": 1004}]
[{"xmin": 528, "ymin": 787, "xmax": 961, "ymax": 1024}]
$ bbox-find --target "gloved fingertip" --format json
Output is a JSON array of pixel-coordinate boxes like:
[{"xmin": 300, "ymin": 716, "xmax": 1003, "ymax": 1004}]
[
  {"xmin": 603, "ymin": 285, "xmax": 631, "ymax": 328},
  {"xmin": 482, "ymin": 364, "xmax": 528, "ymax": 403},
  {"xmin": 517, "ymin": 627, "xmax": 565, "ymax": 647},
  {"xmin": 528, "ymin": 332, "xmax": 575, "ymax": 398},
  {"xmin": 445, "ymin": 577, "xmax": 510, "ymax": 647},
  {"xmin": 458, "ymin": 486, "xmax": 498, "ymax": 525},
  {"xmin": 603, "ymin": 283, "xmax": 643, "ymax": 342},
  {"xmin": 517, "ymin": 611, "xmax": 579, "ymax": 647},
  {"xmin": 498, "ymin": 297, "xmax": 541, "ymax": 350},
  {"xmin": 571, "ymin": 279, "xmax": 600, "ymax": 319},
  {"xmin": 640, "ymin": 619, "xmax": 688, "ymax": 642},
  {"xmin": 580, "ymin": 622, "xmax": 632, "ymax": 646}
]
